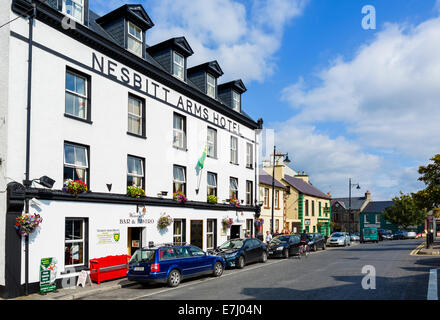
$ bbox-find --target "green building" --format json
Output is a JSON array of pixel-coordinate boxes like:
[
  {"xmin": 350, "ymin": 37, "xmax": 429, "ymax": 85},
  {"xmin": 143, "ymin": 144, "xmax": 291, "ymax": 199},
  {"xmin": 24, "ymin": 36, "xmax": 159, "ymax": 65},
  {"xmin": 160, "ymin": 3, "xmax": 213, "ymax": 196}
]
[{"xmin": 360, "ymin": 201, "xmax": 424, "ymax": 233}]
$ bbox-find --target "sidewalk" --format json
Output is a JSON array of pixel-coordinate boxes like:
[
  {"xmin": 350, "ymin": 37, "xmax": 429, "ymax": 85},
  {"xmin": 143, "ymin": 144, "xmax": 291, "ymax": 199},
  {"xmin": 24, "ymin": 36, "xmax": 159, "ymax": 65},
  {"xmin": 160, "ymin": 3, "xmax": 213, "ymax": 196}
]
[
  {"xmin": 10, "ymin": 277, "xmax": 138, "ymax": 300},
  {"xmin": 417, "ymin": 239, "xmax": 440, "ymax": 256}
]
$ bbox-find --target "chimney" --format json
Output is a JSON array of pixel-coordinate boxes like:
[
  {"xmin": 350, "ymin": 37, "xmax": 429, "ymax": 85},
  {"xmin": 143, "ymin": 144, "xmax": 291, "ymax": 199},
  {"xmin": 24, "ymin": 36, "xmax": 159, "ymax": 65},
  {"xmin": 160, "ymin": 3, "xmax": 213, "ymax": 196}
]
[
  {"xmin": 295, "ymin": 172, "xmax": 309, "ymax": 184},
  {"xmin": 365, "ymin": 190, "xmax": 371, "ymax": 201}
]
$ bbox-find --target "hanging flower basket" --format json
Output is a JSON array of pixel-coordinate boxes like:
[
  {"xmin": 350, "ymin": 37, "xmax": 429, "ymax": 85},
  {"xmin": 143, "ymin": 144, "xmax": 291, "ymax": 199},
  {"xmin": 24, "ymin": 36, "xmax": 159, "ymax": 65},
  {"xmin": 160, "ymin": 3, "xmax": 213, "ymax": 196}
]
[
  {"xmin": 173, "ymin": 191, "xmax": 187, "ymax": 203},
  {"xmin": 15, "ymin": 213, "xmax": 43, "ymax": 237},
  {"xmin": 221, "ymin": 218, "xmax": 234, "ymax": 229},
  {"xmin": 127, "ymin": 186, "xmax": 145, "ymax": 198},
  {"xmin": 157, "ymin": 215, "xmax": 173, "ymax": 230},
  {"xmin": 207, "ymin": 195, "xmax": 218, "ymax": 204},
  {"xmin": 63, "ymin": 179, "xmax": 87, "ymax": 196},
  {"xmin": 228, "ymin": 197, "xmax": 240, "ymax": 207}
]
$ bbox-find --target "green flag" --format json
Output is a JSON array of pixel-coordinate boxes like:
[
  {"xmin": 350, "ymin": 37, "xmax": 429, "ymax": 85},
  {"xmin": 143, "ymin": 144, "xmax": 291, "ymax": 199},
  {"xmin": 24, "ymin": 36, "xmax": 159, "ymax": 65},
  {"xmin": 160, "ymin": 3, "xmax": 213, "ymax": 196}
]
[{"xmin": 197, "ymin": 147, "xmax": 207, "ymax": 170}]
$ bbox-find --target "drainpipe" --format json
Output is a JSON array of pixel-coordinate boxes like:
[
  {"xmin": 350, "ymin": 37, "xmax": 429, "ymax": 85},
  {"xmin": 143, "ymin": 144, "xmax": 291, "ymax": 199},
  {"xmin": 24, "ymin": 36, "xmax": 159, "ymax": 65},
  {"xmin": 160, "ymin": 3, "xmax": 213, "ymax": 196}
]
[{"xmin": 22, "ymin": 2, "xmax": 37, "ymax": 296}]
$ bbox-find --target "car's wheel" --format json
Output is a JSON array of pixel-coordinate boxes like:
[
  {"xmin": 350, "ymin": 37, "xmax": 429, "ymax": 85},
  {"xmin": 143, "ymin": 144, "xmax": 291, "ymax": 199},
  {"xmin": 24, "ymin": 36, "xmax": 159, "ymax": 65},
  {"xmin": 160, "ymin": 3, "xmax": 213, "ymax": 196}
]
[
  {"xmin": 283, "ymin": 248, "xmax": 289, "ymax": 259},
  {"xmin": 167, "ymin": 269, "xmax": 181, "ymax": 287},
  {"xmin": 212, "ymin": 261, "xmax": 224, "ymax": 277},
  {"xmin": 237, "ymin": 255, "xmax": 245, "ymax": 269},
  {"xmin": 261, "ymin": 251, "xmax": 268, "ymax": 263},
  {"xmin": 313, "ymin": 244, "xmax": 317, "ymax": 252}
]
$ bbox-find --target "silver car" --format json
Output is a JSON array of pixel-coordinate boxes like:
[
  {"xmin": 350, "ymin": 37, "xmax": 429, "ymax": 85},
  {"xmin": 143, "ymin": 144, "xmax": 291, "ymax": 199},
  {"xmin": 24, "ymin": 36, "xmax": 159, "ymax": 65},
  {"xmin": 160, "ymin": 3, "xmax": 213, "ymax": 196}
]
[
  {"xmin": 328, "ymin": 232, "xmax": 351, "ymax": 247},
  {"xmin": 350, "ymin": 233, "xmax": 360, "ymax": 241},
  {"xmin": 406, "ymin": 231, "xmax": 417, "ymax": 239}
]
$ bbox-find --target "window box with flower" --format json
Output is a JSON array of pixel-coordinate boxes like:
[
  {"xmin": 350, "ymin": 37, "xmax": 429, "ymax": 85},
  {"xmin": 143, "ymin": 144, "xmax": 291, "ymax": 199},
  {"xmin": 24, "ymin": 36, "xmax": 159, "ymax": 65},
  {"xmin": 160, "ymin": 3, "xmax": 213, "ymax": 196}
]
[
  {"xmin": 228, "ymin": 197, "xmax": 240, "ymax": 207},
  {"xmin": 127, "ymin": 186, "xmax": 145, "ymax": 198},
  {"xmin": 63, "ymin": 179, "xmax": 88, "ymax": 197},
  {"xmin": 173, "ymin": 191, "xmax": 187, "ymax": 204},
  {"xmin": 207, "ymin": 195, "xmax": 218, "ymax": 204}
]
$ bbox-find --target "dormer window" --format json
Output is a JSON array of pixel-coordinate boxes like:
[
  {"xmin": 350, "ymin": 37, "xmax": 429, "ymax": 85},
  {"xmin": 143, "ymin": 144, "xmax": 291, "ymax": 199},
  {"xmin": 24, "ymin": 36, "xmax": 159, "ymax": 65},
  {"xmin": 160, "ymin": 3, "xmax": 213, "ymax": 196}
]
[
  {"xmin": 62, "ymin": 0, "xmax": 84, "ymax": 23},
  {"xmin": 207, "ymin": 74, "xmax": 216, "ymax": 99},
  {"xmin": 173, "ymin": 52, "xmax": 185, "ymax": 80},
  {"xmin": 232, "ymin": 90, "xmax": 240, "ymax": 112},
  {"xmin": 128, "ymin": 22, "xmax": 143, "ymax": 57}
]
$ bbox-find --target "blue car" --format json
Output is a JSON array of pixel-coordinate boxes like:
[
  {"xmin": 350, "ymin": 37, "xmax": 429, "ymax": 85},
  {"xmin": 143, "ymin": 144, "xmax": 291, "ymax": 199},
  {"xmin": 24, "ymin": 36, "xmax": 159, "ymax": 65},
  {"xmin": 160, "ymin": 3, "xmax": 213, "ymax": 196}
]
[{"xmin": 127, "ymin": 244, "xmax": 225, "ymax": 287}]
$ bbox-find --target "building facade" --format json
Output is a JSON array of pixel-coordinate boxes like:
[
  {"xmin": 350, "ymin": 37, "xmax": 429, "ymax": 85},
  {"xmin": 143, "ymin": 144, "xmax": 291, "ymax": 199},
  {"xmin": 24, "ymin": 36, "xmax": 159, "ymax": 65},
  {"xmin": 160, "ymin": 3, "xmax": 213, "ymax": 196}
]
[
  {"xmin": 331, "ymin": 191, "xmax": 371, "ymax": 233},
  {"xmin": 258, "ymin": 171, "xmax": 287, "ymax": 237},
  {"xmin": 0, "ymin": 0, "xmax": 262, "ymax": 298},
  {"xmin": 263, "ymin": 160, "xmax": 331, "ymax": 236}
]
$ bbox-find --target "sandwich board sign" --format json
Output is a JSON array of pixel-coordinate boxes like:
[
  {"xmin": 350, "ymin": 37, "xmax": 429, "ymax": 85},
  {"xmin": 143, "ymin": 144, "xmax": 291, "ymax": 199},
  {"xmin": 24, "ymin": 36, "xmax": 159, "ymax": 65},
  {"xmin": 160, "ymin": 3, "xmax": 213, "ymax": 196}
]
[{"xmin": 40, "ymin": 257, "xmax": 57, "ymax": 294}]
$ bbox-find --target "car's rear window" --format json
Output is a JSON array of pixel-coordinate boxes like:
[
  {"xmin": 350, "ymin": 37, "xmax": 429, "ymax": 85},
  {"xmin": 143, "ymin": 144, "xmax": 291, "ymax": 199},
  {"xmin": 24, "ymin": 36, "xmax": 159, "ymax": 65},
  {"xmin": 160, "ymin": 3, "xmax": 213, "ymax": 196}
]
[
  {"xmin": 130, "ymin": 249, "xmax": 155, "ymax": 263},
  {"xmin": 159, "ymin": 248, "xmax": 177, "ymax": 260}
]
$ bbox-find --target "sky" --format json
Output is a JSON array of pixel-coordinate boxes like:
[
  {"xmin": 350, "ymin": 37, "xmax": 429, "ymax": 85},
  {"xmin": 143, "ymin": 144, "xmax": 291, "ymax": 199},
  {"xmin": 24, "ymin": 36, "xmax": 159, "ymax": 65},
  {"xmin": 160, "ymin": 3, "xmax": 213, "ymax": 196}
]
[{"xmin": 91, "ymin": 0, "xmax": 440, "ymax": 201}]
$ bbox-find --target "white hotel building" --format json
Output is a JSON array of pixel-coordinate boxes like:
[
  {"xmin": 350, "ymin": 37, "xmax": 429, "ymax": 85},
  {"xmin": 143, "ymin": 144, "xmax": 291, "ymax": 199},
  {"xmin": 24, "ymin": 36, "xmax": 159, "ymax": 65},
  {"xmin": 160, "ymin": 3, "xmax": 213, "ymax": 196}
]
[{"xmin": 0, "ymin": 0, "xmax": 263, "ymax": 298}]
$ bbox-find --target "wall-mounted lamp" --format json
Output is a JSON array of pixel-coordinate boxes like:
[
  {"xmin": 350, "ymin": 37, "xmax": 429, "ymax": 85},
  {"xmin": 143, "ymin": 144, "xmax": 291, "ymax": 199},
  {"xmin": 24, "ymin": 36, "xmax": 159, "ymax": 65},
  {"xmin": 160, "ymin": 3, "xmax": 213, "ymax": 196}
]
[{"xmin": 106, "ymin": 183, "xmax": 112, "ymax": 192}]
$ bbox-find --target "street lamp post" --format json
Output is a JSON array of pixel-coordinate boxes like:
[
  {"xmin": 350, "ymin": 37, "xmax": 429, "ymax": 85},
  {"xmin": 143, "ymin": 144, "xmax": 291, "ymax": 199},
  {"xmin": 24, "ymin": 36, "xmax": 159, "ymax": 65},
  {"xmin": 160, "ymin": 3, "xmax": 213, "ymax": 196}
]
[
  {"xmin": 348, "ymin": 178, "xmax": 360, "ymax": 235},
  {"xmin": 271, "ymin": 146, "xmax": 290, "ymax": 235}
]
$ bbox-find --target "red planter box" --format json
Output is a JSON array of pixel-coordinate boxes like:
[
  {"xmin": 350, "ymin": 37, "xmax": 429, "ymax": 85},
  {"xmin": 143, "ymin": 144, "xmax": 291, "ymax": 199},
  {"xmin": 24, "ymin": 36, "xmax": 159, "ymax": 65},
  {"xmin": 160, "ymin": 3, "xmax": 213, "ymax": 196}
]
[{"xmin": 89, "ymin": 255, "xmax": 131, "ymax": 284}]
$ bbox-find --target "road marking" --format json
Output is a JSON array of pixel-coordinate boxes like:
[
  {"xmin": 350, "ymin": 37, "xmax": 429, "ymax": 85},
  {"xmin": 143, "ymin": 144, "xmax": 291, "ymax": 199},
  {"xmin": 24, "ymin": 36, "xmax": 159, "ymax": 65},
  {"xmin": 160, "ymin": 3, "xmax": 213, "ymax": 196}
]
[
  {"xmin": 128, "ymin": 259, "xmax": 287, "ymax": 300},
  {"xmin": 427, "ymin": 269, "xmax": 438, "ymax": 300},
  {"xmin": 410, "ymin": 242, "xmax": 425, "ymax": 256}
]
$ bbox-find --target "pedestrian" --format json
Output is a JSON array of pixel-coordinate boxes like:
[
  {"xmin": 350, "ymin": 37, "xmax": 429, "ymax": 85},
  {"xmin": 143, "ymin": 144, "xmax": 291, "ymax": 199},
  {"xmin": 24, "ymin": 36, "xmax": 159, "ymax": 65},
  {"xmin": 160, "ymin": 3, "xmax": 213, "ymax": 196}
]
[
  {"xmin": 245, "ymin": 232, "xmax": 250, "ymax": 238},
  {"xmin": 265, "ymin": 231, "xmax": 272, "ymax": 243}
]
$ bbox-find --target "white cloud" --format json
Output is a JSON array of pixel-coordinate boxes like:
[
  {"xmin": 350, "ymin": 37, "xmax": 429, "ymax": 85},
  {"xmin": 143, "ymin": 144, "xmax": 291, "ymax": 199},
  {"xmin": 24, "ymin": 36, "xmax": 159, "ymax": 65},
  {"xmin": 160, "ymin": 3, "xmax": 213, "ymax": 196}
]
[
  {"xmin": 277, "ymin": 15, "xmax": 440, "ymax": 199},
  {"xmin": 92, "ymin": 0, "xmax": 308, "ymax": 83}
]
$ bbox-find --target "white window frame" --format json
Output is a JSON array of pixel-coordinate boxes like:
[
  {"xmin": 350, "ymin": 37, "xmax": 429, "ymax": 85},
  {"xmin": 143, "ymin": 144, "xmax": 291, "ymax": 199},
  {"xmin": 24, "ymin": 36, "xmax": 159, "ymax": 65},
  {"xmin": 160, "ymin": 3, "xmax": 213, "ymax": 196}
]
[
  {"xmin": 65, "ymin": 70, "xmax": 87, "ymax": 119},
  {"xmin": 207, "ymin": 73, "xmax": 216, "ymax": 98},
  {"xmin": 230, "ymin": 136, "xmax": 238, "ymax": 164},
  {"xmin": 128, "ymin": 95, "xmax": 143, "ymax": 136},
  {"xmin": 232, "ymin": 90, "xmax": 240, "ymax": 111},
  {"xmin": 127, "ymin": 156, "xmax": 144, "ymax": 188},
  {"xmin": 246, "ymin": 143, "xmax": 253, "ymax": 168},
  {"xmin": 173, "ymin": 113, "xmax": 186, "ymax": 149},
  {"xmin": 229, "ymin": 177, "xmax": 238, "ymax": 199},
  {"xmin": 376, "ymin": 214, "xmax": 381, "ymax": 224},
  {"xmin": 206, "ymin": 219, "xmax": 215, "ymax": 250},
  {"xmin": 207, "ymin": 172, "xmax": 217, "ymax": 196},
  {"xmin": 64, "ymin": 218, "xmax": 85, "ymax": 267},
  {"xmin": 62, "ymin": 0, "xmax": 84, "ymax": 23},
  {"xmin": 173, "ymin": 51, "xmax": 185, "ymax": 80},
  {"xmin": 127, "ymin": 21, "xmax": 143, "ymax": 57},
  {"xmin": 173, "ymin": 219, "xmax": 184, "ymax": 245},
  {"xmin": 275, "ymin": 190, "xmax": 279, "ymax": 209},
  {"xmin": 364, "ymin": 214, "xmax": 368, "ymax": 224},
  {"xmin": 264, "ymin": 188, "xmax": 269, "ymax": 207},
  {"xmin": 246, "ymin": 181, "xmax": 253, "ymax": 205},
  {"xmin": 173, "ymin": 165, "xmax": 186, "ymax": 194},
  {"xmin": 207, "ymin": 127, "xmax": 217, "ymax": 158},
  {"xmin": 63, "ymin": 143, "xmax": 88, "ymax": 183}
]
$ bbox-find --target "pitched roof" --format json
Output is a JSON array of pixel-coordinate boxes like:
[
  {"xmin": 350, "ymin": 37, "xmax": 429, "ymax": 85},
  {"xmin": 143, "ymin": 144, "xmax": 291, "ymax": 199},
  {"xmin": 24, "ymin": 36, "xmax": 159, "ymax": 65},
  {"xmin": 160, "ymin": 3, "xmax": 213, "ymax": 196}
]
[
  {"xmin": 259, "ymin": 171, "xmax": 286, "ymax": 189},
  {"xmin": 96, "ymin": 4, "xmax": 154, "ymax": 30},
  {"xmin": 187, "ymin": 61, "xmax": 224, "ymax": 78},
  {"xmin": 331, "ymin": 197, "xmax": 367, "ymax": 211},
  {"xmin": 282, "ymin": 175, "xmax": 330, "ymax": 199},
  {"xmin": 363, "ymin": 201, "xmax": 395, "ymax": 213}
]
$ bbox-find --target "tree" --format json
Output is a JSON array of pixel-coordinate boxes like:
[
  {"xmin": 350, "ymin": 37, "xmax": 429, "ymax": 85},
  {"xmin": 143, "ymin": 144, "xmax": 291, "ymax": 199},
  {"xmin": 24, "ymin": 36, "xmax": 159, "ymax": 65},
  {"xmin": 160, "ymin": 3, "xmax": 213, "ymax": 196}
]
[
  {"xmin": 415, "ymin": 154, "xmax": 440, "ymax": 211},
  {"xmin": 384, "ymin": 192, "xmax": 426, "ymax": 229}
]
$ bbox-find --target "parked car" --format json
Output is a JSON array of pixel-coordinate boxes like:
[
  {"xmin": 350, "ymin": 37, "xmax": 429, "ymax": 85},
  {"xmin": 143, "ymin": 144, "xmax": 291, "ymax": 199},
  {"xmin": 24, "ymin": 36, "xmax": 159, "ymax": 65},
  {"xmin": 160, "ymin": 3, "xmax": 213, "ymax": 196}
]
[
  {"xmin": 378, "ymin": 229, "xmax": 390, "ymax": 241},
  {"xmin": 406, "ymin": 231, "xmax": 417, "ymax": 239},
  {"xmin": 210, "ymin": 238, "xmax": 268, "ymax": 269},
  {"xmin": 268, "ymin": 234, "xmax": 302, "ymax": 258},
  {"xmin": 127, "ymin": 244, "xmax": 225, "ymax": 287},
  {"xmin": 328, "ymin": 232, "xmax": 351, "ymax": 247},
  {"xmin": 379, "ymin": 229, "xmax": 393, "ymax": 240},
  {"xmin": 360, "ymin": 227, "xmax": 378, "ymax": 243},
  {"xmin": 350, "ymin": 233, "xmax": 360, "ymax": 241},
  {"xmin": 392, "ymin": 230, "xmax": 407, "ymax": 240},
  {"xmin": 307, "ymin": 233, "xmax": 327, "ymax": 251}
]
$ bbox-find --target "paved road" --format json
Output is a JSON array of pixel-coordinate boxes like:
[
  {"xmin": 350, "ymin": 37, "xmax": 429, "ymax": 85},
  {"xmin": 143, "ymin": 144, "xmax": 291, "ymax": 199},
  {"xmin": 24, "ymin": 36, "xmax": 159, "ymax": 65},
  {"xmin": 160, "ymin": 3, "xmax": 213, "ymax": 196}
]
[{"xmin": 81, "ymin": 239, "xmax": 439, "ymax": 300}]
